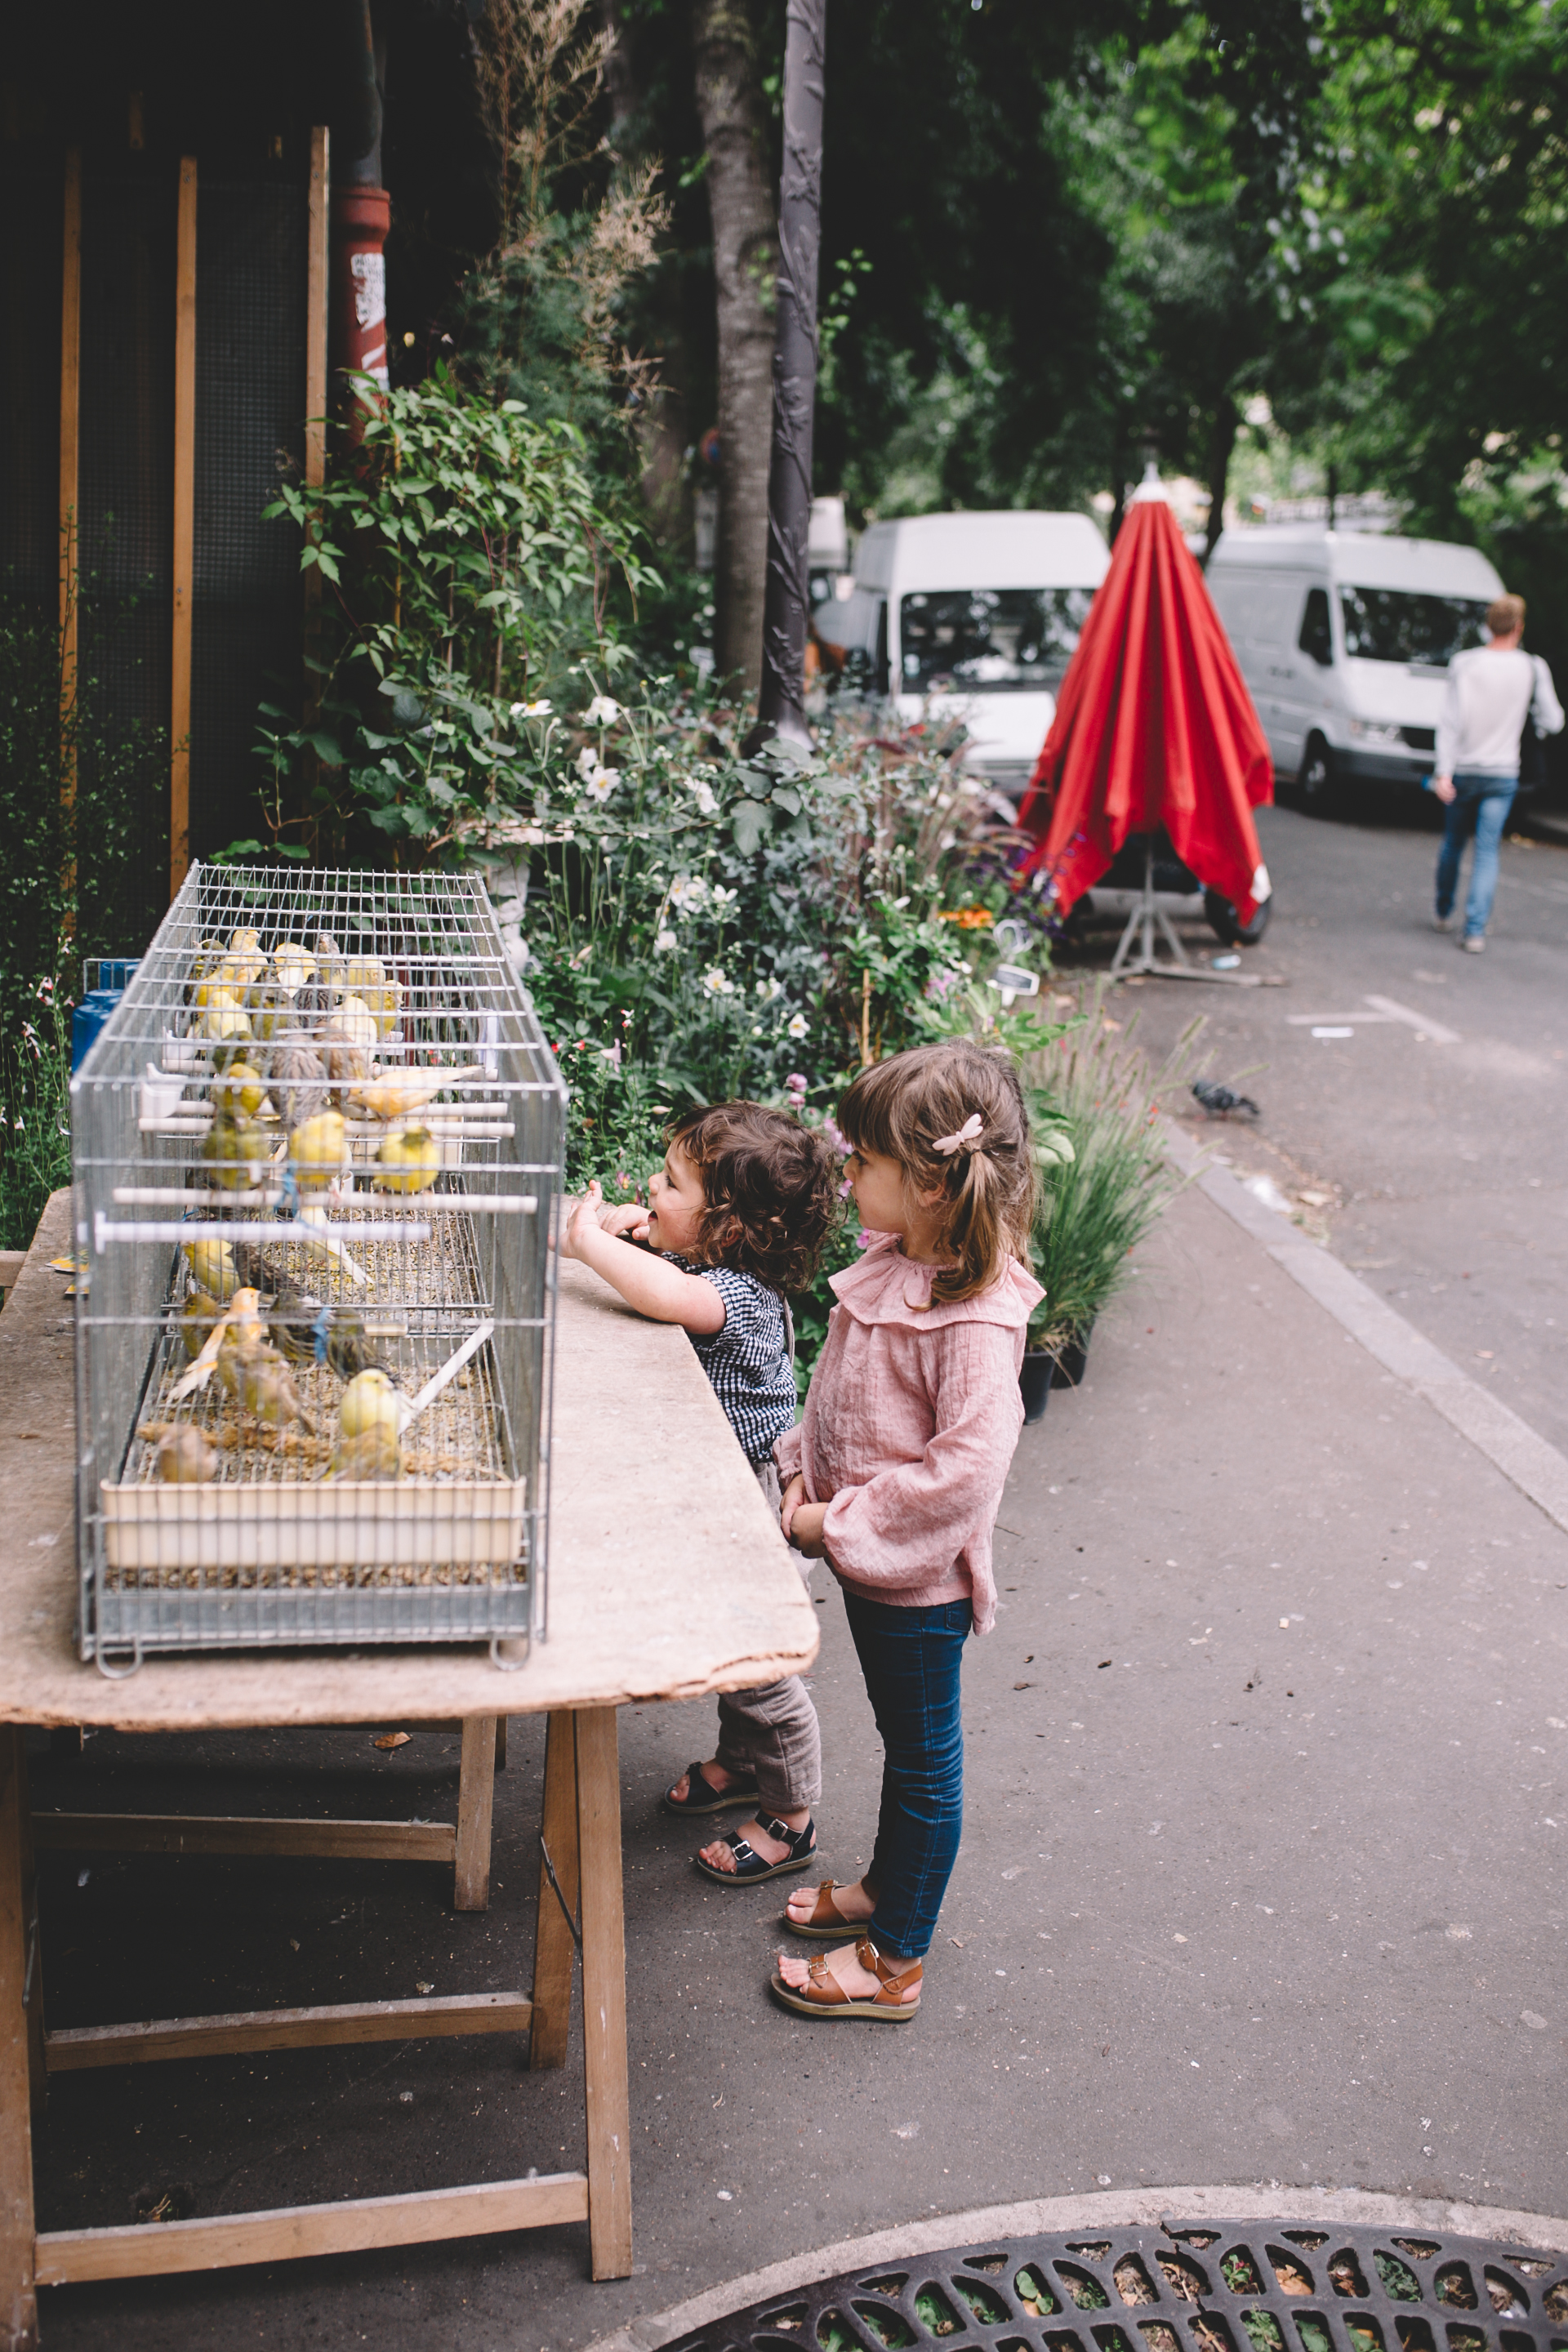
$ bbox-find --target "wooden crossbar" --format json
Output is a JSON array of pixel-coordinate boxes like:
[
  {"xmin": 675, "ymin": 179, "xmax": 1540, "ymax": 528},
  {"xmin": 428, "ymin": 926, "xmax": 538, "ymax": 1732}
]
[
  {"xmin": 33, "ymin": 2171, "xmax": 590, "ymax": 2284},
  {"xmin": 45, "ymin": 1990, "xmax": 532, "ymax": 2071},
  {"xmin": 31, "ymin": 1813, "xmax": 457, "ymax": 1864}
]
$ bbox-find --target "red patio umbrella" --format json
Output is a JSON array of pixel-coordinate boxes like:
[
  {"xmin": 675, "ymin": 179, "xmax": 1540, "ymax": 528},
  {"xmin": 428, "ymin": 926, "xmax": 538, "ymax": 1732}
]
[{"xmin": 1017, "ymin": 477, "xmax": 1273, "ymax": 926}]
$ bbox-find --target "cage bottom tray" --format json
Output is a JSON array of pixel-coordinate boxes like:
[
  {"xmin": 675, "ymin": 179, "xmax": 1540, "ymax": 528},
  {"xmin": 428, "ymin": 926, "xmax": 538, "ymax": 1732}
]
[{"xmin": 86, "ymin": 1580, "xmax": 532, "ymax": 1658}]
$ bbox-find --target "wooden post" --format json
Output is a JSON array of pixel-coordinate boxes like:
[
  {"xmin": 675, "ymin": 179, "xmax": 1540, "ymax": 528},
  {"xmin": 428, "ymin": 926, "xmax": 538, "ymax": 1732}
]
[
  {"xmin": 59, "ymin": 145, "xmax": 81, "ymax": 936},
  {"xmin": 528, "ymin": 1710, "xmax": 578, "ymax": 2074},
  {"xmin": 0, "ymin": 1730, "xmax": 40, "ymax": 2351},
  {"xmin": 575, "ymin": 1706, "xmax": 632, "ymax": 2280},
  {"xmin": 170, "ymin": 154, "xmax": 197, "ymax": 899},
  {"xmin": 301, "ymin": 126, "xmax": 329, "ymax": 853},
  {"xmin": 453, "ymin": 1716, "xmax": 497, "ymax": 1913}
]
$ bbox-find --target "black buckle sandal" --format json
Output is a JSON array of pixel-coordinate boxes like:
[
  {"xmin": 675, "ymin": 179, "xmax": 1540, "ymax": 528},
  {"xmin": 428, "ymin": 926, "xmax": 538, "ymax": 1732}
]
[
  {"xmin": 693, "ymin": 1812, "xmax": 817, "ymax": 1886},
  {"xmin": 662, "ymin": 1762, "xmax": 760, "ymax": 1817}
]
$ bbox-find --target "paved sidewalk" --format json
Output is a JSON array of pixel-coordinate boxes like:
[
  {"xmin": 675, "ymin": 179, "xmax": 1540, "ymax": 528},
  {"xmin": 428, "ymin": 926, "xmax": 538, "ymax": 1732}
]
[{"xmin": 29, "ymin": 1174, "xmax": 1568, "ymax": 2352}]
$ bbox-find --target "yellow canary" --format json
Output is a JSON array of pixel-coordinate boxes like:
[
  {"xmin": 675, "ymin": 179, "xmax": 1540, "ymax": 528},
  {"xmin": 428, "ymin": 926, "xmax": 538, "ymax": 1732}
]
[
  {"xmin": 287, "ymin": 1109, "xmax": 349, "ymax": 1192},
  {"xmin": 213, "ymin": 1061, "xmax": 268, "ymax": 1120},
  {"xmin": 343, "ymin": 954, "xmax": 387, "ymax": 994},
  {"xmin": 271, "ymin": 942, "xmax": 316, "ymax": 993},
  {"xmin": 203, "ymin": 1113, "xmax": 269, "ymax": 1192},
  {"xmin": 329, "ymin": 1421, "xmax": 403, "ymax": 1481},
  {"xmin": 154, "ymin": 1426, "xmax": 218, "ymax": 1483},
  {"xmin": 243, "ymin": 980, "xmax": 292, "ymax": 1043},
  {"xmin": 345, "ymin": 1065, "xmax": 481, "ymax": 1122},
  {"xmin": 374, "ymin": 1126, "xmax": 440, "ymax": 1196},
  {"xmin": 325, "ymin": 996, "xmax": 377, "ymax": 1049},
  {"xmin": 358, "ymin": 981, "xmax": 403, "ymax": 1040},
  {"xmin": 200, "ymin": 1001, "xmax": 252, "ymax": 1056},
  {"xmin": 184, "ymin": 1236, "xmax": 238, "ymax": 1301},
  {"xmin": 339, "ymin": 1365, "xmax": 403, "ymax": 1439}
]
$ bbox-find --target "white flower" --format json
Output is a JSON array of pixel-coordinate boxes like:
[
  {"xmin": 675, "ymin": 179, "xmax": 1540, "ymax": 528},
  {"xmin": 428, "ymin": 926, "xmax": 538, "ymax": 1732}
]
[
  {"xmin": 655, "ymin": 929, "xmax": 679, "ymax": 953},
  {"xmin": 686, "ymin": 776, "xmax": 719, "ymax": 815},
  {"xmin": 667, "ymin": 875, "xmax": 707, "ymax": 914},
  {"xmin": 576, "ymin": 747, "xmax": 599, "ymax": 782},
  {"xmin": 786, "ymin": 1012, "xmax": 811, "ymax": 1040},
  {"xmin": 510, "ymin": 698, "xmax": 552, "ymax": 717},
  {"xmin": 584, "ymin": 694, "xmax": 621, "ymax": 725},
  {"xmin": 702, "ymin": 967, "xmax": 736, "ymax": 997},
  {"xmin": 585, "ymin": 767, "xmax": 620, "ymax": 804},
  {"xmin": 709, "ymin": 884, "xmax": 737, "ymax": 907},
  {"xmin": 755, "ymin": 977, "xmax": 782, "ymax": 1001}
]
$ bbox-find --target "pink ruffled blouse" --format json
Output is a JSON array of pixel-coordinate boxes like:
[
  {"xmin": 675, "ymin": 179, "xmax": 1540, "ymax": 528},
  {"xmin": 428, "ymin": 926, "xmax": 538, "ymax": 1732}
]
[{"xmin": 773, "ymin": 1233, "xmax": 1044, "ymax": 1636}]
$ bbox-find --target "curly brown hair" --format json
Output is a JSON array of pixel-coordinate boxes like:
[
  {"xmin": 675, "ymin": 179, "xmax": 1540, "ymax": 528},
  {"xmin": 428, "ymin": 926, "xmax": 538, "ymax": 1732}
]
[
  {"xmin": 667, "ymin": 1102, "xmax": 840, "ymax": 1295},
  {"xmin": 837, "ymin": 1040, "xmax": 1037, "ymax": 1303}
]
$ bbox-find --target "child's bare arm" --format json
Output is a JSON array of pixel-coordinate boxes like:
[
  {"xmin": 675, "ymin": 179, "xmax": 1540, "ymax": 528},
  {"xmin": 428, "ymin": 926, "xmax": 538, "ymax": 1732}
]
[{"xmin": 560, "ymin": 1183, "xmax": 724, "ymax": 1334}]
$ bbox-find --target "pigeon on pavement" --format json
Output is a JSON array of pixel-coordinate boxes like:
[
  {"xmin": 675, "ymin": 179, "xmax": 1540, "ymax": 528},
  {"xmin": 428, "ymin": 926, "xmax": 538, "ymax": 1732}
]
[{"xmin": 1192, "ymin": 1079, "xmax": 1259, "ymax": 1117}]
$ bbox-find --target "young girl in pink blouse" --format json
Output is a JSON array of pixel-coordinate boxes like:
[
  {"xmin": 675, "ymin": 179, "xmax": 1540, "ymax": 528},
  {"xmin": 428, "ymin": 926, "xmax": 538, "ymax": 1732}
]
[{"xmin": 771, "ymin": 1039, "xmax": 1042, "ymax": 2023}]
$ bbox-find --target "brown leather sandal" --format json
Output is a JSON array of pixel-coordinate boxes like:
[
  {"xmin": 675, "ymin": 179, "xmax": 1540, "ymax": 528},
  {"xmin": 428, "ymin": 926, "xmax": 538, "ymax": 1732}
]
[
  {"xmin": 784, "ymin": 1879, "xmax": 868, "ymax": 1940},
  {"xmin": 769, "ymin": 1934, "xmax": 922, "ymax": 2022}
]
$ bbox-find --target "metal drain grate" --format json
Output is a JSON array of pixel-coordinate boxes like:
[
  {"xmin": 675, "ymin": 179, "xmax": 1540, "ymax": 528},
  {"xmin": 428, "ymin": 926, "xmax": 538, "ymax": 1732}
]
[{"xmin": 664, "ymin": 2223, "xmax": 1568, "ymax": 2352}]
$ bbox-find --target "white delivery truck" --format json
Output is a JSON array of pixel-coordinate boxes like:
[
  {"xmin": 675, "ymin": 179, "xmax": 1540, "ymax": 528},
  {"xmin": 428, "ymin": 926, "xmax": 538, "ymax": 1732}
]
[
  {"xmin": 814, "ymin": 510, "xmax": 1110, "ymax": 795},
  {"xmin": 1204, "ymin": 524, "xmax": 1505, "ymax": 805}
]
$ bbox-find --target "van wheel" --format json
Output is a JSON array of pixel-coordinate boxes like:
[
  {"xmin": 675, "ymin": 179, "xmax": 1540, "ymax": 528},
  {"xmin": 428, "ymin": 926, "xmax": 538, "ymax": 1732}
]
[
  {"xmin": 1204, "ymin": 888, "xmax": 1272, "ymax": 947},
  {"xmin": 1297, "ymin": 733, "xmax": 1339, "ymax": 812}
]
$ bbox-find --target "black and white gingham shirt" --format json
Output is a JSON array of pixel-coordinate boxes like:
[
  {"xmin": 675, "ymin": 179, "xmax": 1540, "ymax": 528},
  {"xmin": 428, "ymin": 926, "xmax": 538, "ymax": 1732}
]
[{"xmin": 666, "ymin": 1257, "xmax": 796, "ymax": 1465}]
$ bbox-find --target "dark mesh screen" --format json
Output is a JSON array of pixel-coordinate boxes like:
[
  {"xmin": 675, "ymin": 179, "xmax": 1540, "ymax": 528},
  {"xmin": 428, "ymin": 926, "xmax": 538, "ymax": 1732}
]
[
  {"xmin": 0, "ymin": 155, "xmax": 63, "ymax": 602},
  {"xmin": 78, "ymin": 168, "xmax": 177, "ymax": 747},
  {"xmin": 192, "ymin": 176, "xmax": 305, "ymax": 855}
]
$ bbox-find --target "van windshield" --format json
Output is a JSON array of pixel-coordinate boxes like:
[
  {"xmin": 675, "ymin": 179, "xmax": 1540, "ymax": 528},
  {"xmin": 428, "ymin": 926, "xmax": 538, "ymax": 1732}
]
[
  {"xmin": 898, "ymin": 588, "xmax": 1094, "ymax": 693},
  {"xmin": 1339, "ymin": 586, "xmax": 1489, "ymax": 668}
]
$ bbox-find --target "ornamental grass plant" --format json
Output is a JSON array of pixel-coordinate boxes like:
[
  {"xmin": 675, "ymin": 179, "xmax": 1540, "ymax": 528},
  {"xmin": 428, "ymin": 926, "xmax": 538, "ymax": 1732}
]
[{"xmin": 1023, "ymin": 982, "xmax": 1204, "ymax": 1361}]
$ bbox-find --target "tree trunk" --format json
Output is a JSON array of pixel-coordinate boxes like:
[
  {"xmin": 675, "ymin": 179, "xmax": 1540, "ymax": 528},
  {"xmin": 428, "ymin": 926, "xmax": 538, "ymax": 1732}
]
[
  {"xmin": 1201, "ymin": 396, "xmax": 1239, "ymax": 568},
  {"xmin": 693, "ymin": 0, "xmax": 777, "ymax": 702},
  {"xmin": 755, "ymin": 0, "xmax": 826, "ymax": 746}
]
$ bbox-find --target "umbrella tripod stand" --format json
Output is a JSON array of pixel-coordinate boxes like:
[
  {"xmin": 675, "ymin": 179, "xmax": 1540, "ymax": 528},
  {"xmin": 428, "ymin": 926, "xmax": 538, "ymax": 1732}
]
[{"xmin": 1107, "ymin": 840, "xmax": 1261, "ymax": 985}]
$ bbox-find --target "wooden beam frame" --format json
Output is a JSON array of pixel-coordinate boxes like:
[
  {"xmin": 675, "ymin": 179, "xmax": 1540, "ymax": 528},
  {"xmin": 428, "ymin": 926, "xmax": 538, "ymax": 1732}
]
[
  {"xmin": 305, "ymin": 127, "xmax": 329, "ymax": 493},
  {"xmin": 45, "ymin": 1990, "xmax": 531, "ymax": 2071},
  {"xmin": 170, "ymin": 154, "xmax": 197, "ymax": 898},
  {"xmin": 0, "ymin": 1732, "xmax": 39, "ymax": 2349},
  {"xmin": 32, "ymin": 1812, "xmax": 457, "ymax": 1866},
  {"xmin": 34, "ymin": 2172, "xmax": 589, "ymax": 2286},
  {"xmin": 59, "ymin": 146, "xmax": 81, "ymax": 934}
]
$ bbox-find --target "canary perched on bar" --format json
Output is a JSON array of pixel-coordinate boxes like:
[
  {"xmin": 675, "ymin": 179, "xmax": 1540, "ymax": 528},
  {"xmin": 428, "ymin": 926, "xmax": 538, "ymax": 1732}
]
[
  {"xmin": 154, "ymin": 1426, "xmax": 218, "ymax": 1483},
  {"xmin": 271, "ymin": 942, "xmax": 316, "ymax": 994},
  {"xmin": 184, "ymin": 1236, "xmax": 238, "ymax": 1301},
  {"xmin": 340, "ymin": 1365, "xmax": 403, "ymax": 1439},
  {"xmin": 212, "ymin": 1061, "xmax": 268, "ymax": 1120},
  {"xmin": 264, "ymin": 1276, "xmax": 325, "ymax": 1368},
  {"xmin": 179, "ymin": 1286, "xmax": 225, "ymax": 1361},
  {"xmin": 226, "ymin": 1331, "xmax": 317, "ymax": 1434},
  {"xmin": 345, "ymin": 1064, "xmax": 481, "ymax": 1121},
  {"xmin": 203, "ymin": 1112, "xmax": 269, "ymax": 1192},
  {"xmin": 325, "ymin": 1307, "xmax": 391, "ymax": 1385},
  {"xmin": 325, "ymin": 996, "xmax": 377, "ymax": 1049},
  {"xmin": 375, "ymin": 1126, "xmax": 439, "ymax": 1196},
  {"xmin": 287, "ymin": 1109, "xmax": 348, "ymax": 1192}
]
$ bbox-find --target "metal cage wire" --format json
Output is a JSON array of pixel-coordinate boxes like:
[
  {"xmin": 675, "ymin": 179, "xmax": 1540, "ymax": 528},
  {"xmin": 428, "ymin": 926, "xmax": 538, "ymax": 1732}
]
[{"xmin": 70, "ymin": 861, "xmax": 566, "ymax": 1670}]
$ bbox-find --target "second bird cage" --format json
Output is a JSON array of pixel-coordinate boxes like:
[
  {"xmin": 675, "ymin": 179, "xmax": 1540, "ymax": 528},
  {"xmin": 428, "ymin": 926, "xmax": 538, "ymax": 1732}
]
[{"xmin": 71, "ymin": 862, "xmax": 566, "ymax": 1670}]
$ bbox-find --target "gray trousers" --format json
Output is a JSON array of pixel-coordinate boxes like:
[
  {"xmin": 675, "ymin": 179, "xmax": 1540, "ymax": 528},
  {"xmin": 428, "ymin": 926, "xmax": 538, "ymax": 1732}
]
[{"xmin": 711, "ymin": 1459, "xmax": 822, "ymax": 1811}]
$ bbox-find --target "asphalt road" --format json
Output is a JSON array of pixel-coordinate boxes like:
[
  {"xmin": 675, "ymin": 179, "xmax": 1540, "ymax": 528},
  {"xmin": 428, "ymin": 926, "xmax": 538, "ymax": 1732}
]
[
  {"xmin": 23, "ymin": 791, "xmax": 1568, "ymax": 2351},
  {"xmin": 1080, "ymin": 795, "xmax": 1568, "ymax": 1459}
]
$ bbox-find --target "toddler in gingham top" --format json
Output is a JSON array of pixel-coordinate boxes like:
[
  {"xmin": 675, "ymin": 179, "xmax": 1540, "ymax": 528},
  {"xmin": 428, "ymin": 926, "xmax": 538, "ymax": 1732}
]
[
  {"xmin": 771, "ymin": 1040, "xmax": 1042, "ymax": 2022},
  {"xmin": 560, "ymin": 1104, "xmax": 838, "ymax": 1886}
]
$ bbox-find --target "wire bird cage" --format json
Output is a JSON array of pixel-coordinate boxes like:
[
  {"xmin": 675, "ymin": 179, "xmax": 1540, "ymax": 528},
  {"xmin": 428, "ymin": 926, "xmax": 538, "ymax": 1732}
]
[{"xmin": 70, "ymin": 862, "xmax": 566, "ymax": 1673}]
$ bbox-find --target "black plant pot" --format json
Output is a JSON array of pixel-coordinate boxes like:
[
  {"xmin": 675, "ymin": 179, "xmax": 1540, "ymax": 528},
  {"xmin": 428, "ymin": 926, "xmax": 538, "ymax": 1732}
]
[
  {"xmin": 1051, "ymin": 1318, "xmax": 1095, "ymax": 1388},
  {"xmin": 1019, "ymin": 1352, "xmax": 1054, "ymax": 1425}
]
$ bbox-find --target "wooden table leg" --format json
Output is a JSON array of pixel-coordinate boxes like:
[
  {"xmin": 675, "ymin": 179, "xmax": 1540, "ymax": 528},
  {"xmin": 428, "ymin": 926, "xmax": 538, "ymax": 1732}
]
[
  {"xmin": 575, "ymin": 1706, "xmax": 631, "ymax": 2282},
  {"xmin": 494, "ymin": 1717, "xmax": 508, "ymax": 1771},
  {"xmin": 1, "ymin": 1728, "xmax": 40, "ymax": 2350},
  {"xmin": 454, "ymin": 1717, "xmax": 497, "ymax": 1913},
  {"xmin": 529, "ymin": 1711, "xmax": 578, "ymax": 2074}
]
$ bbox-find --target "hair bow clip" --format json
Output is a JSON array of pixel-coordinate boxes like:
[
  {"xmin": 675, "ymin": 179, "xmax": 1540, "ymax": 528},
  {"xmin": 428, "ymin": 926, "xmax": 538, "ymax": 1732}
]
[{"xmin": 933, "ymin": 1111, "xmax": 986, "ymax": 1156}]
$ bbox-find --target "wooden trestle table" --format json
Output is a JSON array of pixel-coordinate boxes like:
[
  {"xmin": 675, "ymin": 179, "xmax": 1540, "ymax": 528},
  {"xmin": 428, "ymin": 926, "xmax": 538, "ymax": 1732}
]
[{"xmin": 0, "ymin": 1192, "xmax": 818, "ymax": 2347}]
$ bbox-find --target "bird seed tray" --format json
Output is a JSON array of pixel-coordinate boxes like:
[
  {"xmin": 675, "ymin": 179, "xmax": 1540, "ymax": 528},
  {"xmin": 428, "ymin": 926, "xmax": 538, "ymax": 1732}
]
[{"xmin": 91, "ymin": 1215, "xmax": 533, "ymax": 1653}]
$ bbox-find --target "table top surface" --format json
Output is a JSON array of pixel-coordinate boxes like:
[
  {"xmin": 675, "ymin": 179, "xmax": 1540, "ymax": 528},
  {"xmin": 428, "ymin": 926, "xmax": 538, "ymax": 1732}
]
[{"xmin": 0, "ymin": 1192, "xmax": 817, "ymax": 1731}]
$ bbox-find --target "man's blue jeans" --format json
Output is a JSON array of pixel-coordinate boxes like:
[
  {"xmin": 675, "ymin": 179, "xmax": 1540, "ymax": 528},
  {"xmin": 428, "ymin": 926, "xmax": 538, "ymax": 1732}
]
[
  {"xmin": 1436, "ymin": 773, "xmax": 1517, "ymax": 938},
  {"xmin": 843, "ymin": 1591, "xmax": 971, "ymax": 1961}
]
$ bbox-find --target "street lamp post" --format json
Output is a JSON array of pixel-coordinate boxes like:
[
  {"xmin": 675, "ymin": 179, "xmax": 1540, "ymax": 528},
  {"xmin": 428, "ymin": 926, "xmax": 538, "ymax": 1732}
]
[{"xmin": 753, "ymin": 0, "xmax": 826, "ymax": 749}]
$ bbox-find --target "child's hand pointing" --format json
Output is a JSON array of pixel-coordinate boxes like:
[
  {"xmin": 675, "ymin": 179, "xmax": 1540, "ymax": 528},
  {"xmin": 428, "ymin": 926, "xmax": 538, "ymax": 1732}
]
[{"xmin": 560, "ymin": 1181, "xmax": 605, "ymax": 1259}]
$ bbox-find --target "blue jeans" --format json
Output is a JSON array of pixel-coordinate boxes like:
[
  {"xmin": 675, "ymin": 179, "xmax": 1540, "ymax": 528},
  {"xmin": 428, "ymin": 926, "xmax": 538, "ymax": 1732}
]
[
  {"xmin": 842, "ymin": 1591, "xmax": 971, "ymax": 1960},
  {"xmin": 1436, "ymin": 773, "xmax": 1516, "ymax": 938}
]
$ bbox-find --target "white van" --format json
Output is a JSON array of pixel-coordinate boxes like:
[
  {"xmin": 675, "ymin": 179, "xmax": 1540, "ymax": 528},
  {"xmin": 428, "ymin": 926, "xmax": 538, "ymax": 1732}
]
[
  {"xmin": 814, "ymin": 510, "xmax": 1110, "ymax": 794},
  {"xmin": 1205, "ymin": 525, "xmax": 1505, "ymax": 802}
]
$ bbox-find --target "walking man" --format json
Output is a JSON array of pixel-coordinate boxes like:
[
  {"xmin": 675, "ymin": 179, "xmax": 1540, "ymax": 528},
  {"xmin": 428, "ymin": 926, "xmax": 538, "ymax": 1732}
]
[{"xmin": 1432, "ymin": 592, "xmax": 1563, "ymax": 952}]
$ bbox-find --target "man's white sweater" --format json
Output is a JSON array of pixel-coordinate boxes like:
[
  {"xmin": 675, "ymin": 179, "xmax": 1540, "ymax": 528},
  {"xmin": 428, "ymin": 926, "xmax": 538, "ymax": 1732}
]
[{"xmin": 1436, "ymin": 645, "xmax": 1565, "ymax": 777}]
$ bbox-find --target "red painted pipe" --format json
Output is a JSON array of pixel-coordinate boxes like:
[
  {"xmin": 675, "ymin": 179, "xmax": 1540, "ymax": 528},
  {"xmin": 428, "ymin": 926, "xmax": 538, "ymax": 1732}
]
[{"xmin": 332, "ymin": 185, "xmax": 391, "ymax": 395}]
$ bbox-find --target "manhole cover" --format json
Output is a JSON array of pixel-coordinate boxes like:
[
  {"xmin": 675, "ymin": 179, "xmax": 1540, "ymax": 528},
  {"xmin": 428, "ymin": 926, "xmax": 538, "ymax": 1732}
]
[{"xmin": 666, "ymin": 2221, "xmax": 1568, "ymax": 2352}]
